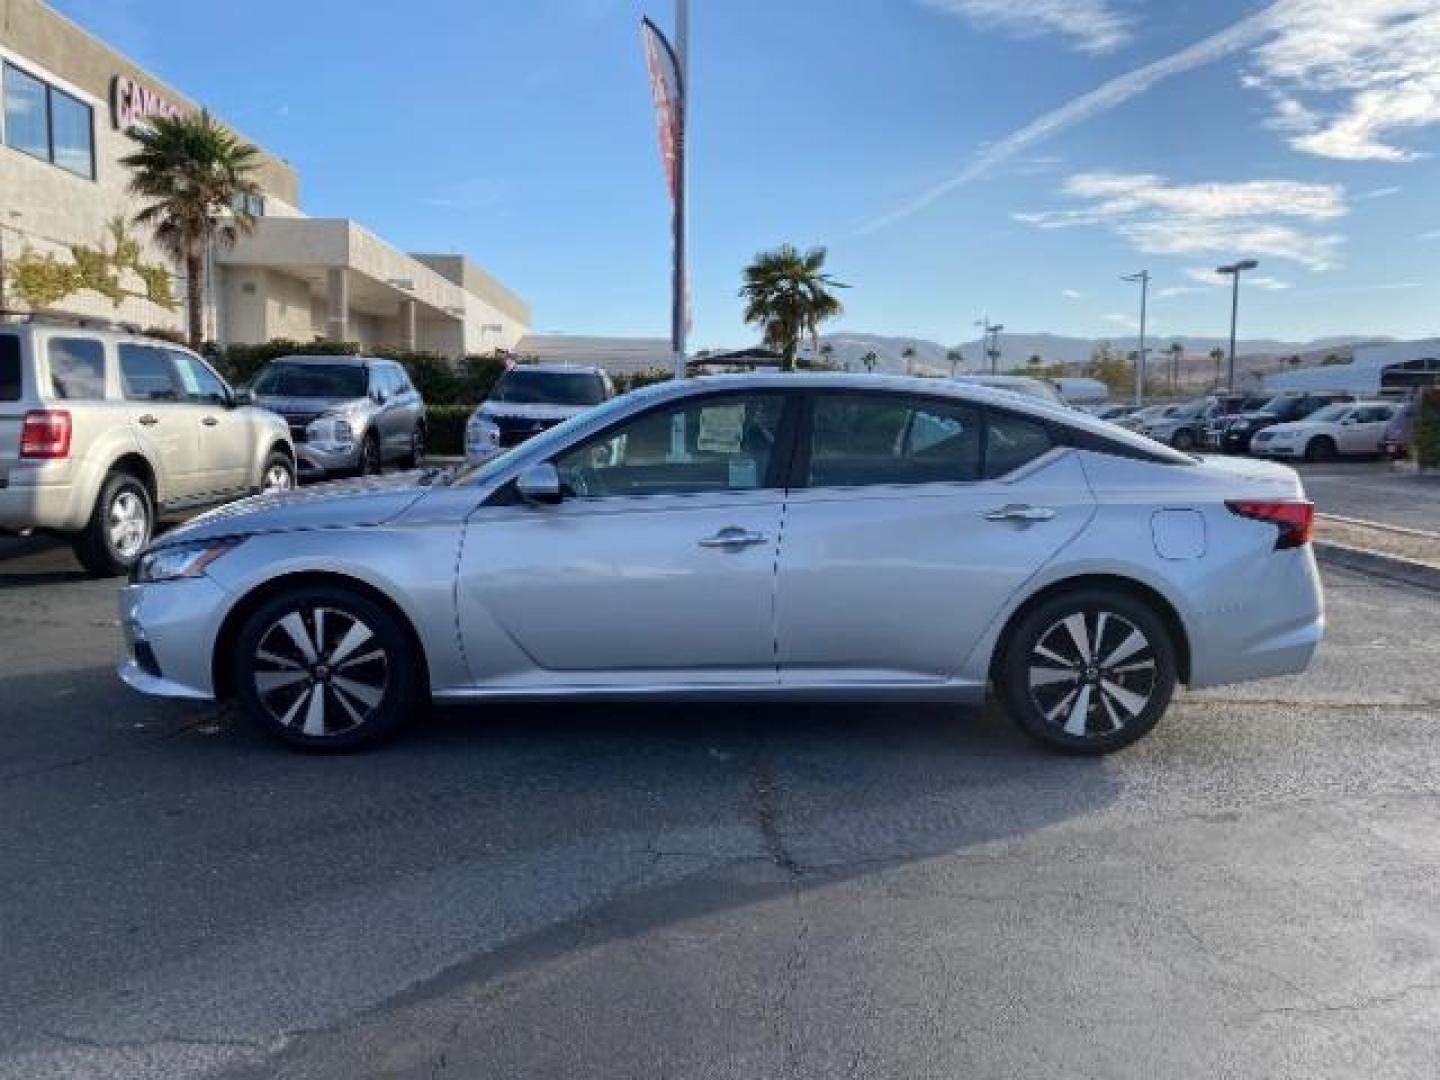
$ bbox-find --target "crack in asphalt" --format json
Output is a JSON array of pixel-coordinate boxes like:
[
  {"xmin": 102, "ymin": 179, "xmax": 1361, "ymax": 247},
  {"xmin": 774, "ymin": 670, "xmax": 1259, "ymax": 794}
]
[
  {"xmin": 750, "ymin": 749, "xmax": 804, "ymax": 878},
  {"xmin": 1252, "ymin": 981, "xmax": 1440, "ymax": 1018}
]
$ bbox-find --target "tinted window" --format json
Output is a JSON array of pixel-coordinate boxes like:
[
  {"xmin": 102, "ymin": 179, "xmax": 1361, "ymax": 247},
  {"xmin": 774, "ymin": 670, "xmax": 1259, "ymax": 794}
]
[
  {"xmin": 3, "ymin": 63, "xmax": 48, "ymax": 159},
  {"xmin": 252, "ymin": 362, "xmax": 368, "ymax": 398},
  {"xmin": 120, "ymin": 345, "xmax": 180, "ymax": 401},
  {"xmin": 0, "ymin": 335, "xmax": 20, "ymax": 401},
  {"xmin": 49, "ymin": 87, "xmax": 94, "ymax": 178},
  {"xmin": 554, "ymin": 393, "xmax": 786, "ymax": 498},
  {"xmin": 48, "ymin": 338, "xmax": 105, "ymax": 400},
  {"xmin": 808, "ymin": 394, "xmax": 982, "ymax": 487},
  {"xmin": 170, "ymin": 351, "xmax": 230, "ymax": 405},
  {"xmin": 491, "ymin": 369, "xmax": 607, "ymax": 406},
  {"xmin": 985, "ymin": 412, "xmax": 1055, "ymax": 478}
]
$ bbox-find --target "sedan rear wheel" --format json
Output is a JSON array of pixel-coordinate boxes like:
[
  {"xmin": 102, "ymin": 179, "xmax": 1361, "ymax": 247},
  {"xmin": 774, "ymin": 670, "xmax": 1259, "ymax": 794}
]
[
  {"xmin": 233, "ymin": 586, "xmax": 418, "ymax": 749},
  {"xmin": 1000, "ymin": 589, "xmax": 1176, "ymax": 753}
]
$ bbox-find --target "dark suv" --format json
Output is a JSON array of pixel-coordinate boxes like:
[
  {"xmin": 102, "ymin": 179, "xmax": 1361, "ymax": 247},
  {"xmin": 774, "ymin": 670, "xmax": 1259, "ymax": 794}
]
[{"xmin": 1208, "ymin": 391, "xmax": 1356, "ymax": 454}]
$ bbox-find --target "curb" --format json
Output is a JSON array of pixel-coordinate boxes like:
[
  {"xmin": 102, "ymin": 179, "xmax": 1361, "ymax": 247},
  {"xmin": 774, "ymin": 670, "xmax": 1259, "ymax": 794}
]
[{"xmin": 1314, "ymin": 540, "xmax": 1440, "ymax": 593}]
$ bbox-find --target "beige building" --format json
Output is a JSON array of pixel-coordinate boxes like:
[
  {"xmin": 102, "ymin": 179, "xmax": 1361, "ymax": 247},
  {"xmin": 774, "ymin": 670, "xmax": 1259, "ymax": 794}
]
[{"xmin": 0, "ymin": 0, "xmax": 528, "ymax": 357}]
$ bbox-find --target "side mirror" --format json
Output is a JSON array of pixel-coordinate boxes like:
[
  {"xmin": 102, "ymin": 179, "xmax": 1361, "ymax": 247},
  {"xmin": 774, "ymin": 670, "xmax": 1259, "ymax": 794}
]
[
  {"xmin": 516, "ymin": 463, "xmax": 562, "ymax": 506},
  {"xmin": 371, "ymin": 388, "xmax": 387, "ymax": 404}
]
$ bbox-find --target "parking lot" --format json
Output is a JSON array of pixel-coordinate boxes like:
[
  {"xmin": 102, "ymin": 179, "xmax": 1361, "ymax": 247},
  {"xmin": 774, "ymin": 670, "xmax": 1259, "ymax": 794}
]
[{"xmin": 2, "ymin": 455, "xmax": 1438, "ymax": 1080}]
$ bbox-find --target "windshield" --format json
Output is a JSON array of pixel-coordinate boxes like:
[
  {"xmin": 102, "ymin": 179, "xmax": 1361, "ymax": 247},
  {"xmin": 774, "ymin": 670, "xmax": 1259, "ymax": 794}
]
[
  {"xmin": 1306, "ymin": 404, "xmax": 1351, "ymax": 423},
  {"xmin": 1169, "ymin": 399, "xmax": 1210, "ymax": 419},
  {"xmin": 253, "ymin": 363, "xmax": 368, "ymax": 399},
  {"xmin": 1259, "ymin": 396, "xmax": 1300, "ymax": 417},
  {"xmin": 489, "ymin": 369, "xmax": 607, "ymax": 406}
]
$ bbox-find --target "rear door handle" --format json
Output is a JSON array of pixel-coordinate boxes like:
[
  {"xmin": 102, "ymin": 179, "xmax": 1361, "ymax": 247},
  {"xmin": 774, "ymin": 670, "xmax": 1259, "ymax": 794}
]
[
  {"xmin": 201, "ymin": 416, "xmax": 219, "ymax": 427},
  {"xmin": 984, "ymin": 503, "xmax": 1055, "ymax": 522},
  {"xmin": 698, "ymin": 527, "xmax": 769, "ymax": 550},
  {"xmin": 137, "ymin": 414, "xmax": 159, "ymax": 427}
]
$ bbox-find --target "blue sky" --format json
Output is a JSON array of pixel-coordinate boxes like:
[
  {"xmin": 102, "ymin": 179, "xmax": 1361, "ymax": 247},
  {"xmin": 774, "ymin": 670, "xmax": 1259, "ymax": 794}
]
[{"xmin": 54, "ymin": 0, "xmax": 1440, "ymax": 347}]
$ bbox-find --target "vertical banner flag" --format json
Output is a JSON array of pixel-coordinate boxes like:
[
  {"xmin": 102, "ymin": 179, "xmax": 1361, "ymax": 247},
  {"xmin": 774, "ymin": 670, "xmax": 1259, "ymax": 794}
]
[
  {"xmin": 640, "ymin": 15, "xmax": 687, "ymax": 358},
  {"xmin": 640, "ymin": 16, "xmax": 682, "ymax": 209}
]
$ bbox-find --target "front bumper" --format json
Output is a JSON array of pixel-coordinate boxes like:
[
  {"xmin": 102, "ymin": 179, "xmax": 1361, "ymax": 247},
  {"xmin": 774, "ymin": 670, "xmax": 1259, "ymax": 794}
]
[
  {"xmin": 1252, "ymin": 441, "xmax": 1299, "ymax": 457},
  {"xmin": 295, "ymin": 443, "xmax": 361, "ymax": 479},
  {"xmin": 117, "ymin": 575, "xmax": 231, "ymax": 700}
]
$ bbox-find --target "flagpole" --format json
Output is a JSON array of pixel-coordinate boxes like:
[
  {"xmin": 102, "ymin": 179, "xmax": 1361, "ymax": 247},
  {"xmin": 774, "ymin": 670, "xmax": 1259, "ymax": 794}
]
[{"xmin": 672, "ymin": 0, "xmax": 688, "ymax": 381}]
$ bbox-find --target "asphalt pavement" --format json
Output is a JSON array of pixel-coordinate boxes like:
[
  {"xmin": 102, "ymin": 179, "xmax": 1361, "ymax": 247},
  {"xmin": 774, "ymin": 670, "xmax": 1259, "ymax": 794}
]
[
  {"xmin": 1295, "ymin": 459, "xmax": 1440, "ymax": 532},
  {"xmin": 1, "ymin": 531, "xmax": 1438, "ymax": 1079}
]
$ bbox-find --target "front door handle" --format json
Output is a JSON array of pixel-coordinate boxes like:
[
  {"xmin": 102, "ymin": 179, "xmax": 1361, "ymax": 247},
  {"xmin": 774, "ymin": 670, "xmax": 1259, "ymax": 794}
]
[
  {"xmin": 137, "ymin": 414, "xmax": 159, "ymax": 427},
  {"xmin": 698, "ymin": 527, "xmax": 769, "ymax": 550},
  {"xmin": 201, "ymin": 416, "xmax": 219, "ymax": 427},
  {"xmin": 984, "ymin": 503, "xmax": 1056, "ymax": 523}
]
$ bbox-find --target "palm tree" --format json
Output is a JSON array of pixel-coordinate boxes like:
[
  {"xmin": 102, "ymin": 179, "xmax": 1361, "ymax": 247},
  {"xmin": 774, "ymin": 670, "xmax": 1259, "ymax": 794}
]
[
  {"xmin": 1209, "ymin": 347, "xmax": 1225, "ymax": 389},
  {"xmin": 121, "ymin": 110, "xmax": 262, "ymax": 349},
  {"xmin": 946, "ymin": 348, "xmax": 962, "ymax": 376},
  {"xmin": 1167, "ymin": 342, "xmax": 1184, "ymax": 394},
  {"xmin": 1028, "ymin": 354, "xmax": 1042, "ymax": 368},
  {"xmin": 901, "ymin": 344, "xmax": 917, "ymax": 375},
  {"xmin": 739, "ymin": 245, "xmax": 847, "ymax": 371},
  {"xmin": 861, "ymin": 350, "xmax": 879, "ymax": 373},
  {"xmin": 818, "ymin": 342, "xmax": 835, "ymax": 369}
]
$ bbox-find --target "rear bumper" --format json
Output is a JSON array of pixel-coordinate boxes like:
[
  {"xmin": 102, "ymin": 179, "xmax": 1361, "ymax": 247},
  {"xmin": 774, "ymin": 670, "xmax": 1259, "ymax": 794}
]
[{"xmin": 0, "ymin": 465, "xmax": 94, "ymax": 532}]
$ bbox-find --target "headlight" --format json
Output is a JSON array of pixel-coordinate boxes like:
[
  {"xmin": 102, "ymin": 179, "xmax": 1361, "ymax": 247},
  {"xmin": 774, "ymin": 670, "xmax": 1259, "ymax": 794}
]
[
  {"xmin": 466, "ymin": 414, "xmax": 501, "ymax": 450},
  {"xmin": 132, "ymin": 538, "xmax": 242, "ymax": 584},
  {"xmin": 306, "ymin": 414, "xmax": 355, "ymax": 450}
]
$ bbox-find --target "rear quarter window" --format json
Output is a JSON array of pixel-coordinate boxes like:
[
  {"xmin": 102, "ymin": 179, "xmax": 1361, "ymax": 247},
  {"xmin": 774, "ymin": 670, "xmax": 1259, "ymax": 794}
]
[
  {"xmin": 0, "ymin": 335, "xmax": 19, "ymax": 401},
  {"xmin": 48, "ymin": 337, "xmax": 106, "ymax": 400},
  {"xmin": 985, "ymin": 411, "xmax": 1055, "ymax": 478}
]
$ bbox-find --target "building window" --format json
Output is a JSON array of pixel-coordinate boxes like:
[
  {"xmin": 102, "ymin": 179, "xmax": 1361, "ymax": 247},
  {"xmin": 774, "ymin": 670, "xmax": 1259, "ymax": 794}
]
[
  {"xmin": 231, "ymin": 191, "xmax": 265, "ymax": 217},
  {"xmin": 2, "ymin": 62, "xmax": 95, "ymax": 179}
]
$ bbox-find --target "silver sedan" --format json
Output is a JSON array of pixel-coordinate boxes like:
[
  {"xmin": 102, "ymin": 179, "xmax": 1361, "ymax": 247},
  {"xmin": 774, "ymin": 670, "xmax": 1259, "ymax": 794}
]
[{"xmin": 118, "ymin": 374, "xmax": 1324, "ymax": 754}]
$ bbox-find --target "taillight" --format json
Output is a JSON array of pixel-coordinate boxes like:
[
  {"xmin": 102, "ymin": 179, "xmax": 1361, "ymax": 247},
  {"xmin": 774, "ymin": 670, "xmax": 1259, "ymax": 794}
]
[
  {"xmin": 20, "ymin": 409, "xmax": 72, "ymax": 459},
  {"xmin": 1227, "ymin": 500, "xmax": 1314, "ymax": 550}
]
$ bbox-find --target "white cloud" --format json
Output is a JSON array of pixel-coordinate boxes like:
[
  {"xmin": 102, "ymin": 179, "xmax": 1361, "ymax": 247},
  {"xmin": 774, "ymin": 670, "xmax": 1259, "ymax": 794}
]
[
  {"xmin": 1015, "ymin": 172, "xmax": 1346, "ymax": 271},
  {"xmin": 1360, "ymin": 185, "xmax": 1402, "ymax": 199},
  {"xmin": 1104, "ymin": 312, "xmax": 1139, "ymax": 328},
  {"xmin": 918, "ymin": 0, "xmax": 1132, "ymax": 54},
  {"xmin": 1155, "ymin": 286, "xmax": 1209, "ymax": 299},
  {"xmin": 1421, "ymin": 229, "xmax": 1440, "ymax": 240},
  {"xmin": 1248, "ymin": 275, "xmax": 1294, "ymax": 290},
  {"xmin": 1061, "ymin": 288, "xmax": 1083, "ymax": 299},
  {"xmin": 858, "ymin": 4, "xmax": 1282, "ymax": 234},
  {"xmin": 1249, "ymin": 0, "xmax": 1440, "ymax": 162}
]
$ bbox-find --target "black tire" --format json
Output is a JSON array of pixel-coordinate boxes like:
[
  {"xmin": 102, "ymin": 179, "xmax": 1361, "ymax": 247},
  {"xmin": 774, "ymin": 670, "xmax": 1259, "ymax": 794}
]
[
  {"xmin": 72, "ymin": 471, "xmax": 153, "ymax": 577},
  {"xmin": 358, "ymin": 431, "xmax": 382, "ymax": 476},
  {"xmin": 997, "ymin": 588, "xmax": 1177, "ymax": 754},
  {"xmin": 1171, "ymin": 428, "xmax": 1196, "ymax": 452},
  {"xmin": 400, "ymin": 424, "xmax": 425, "ymax": 470},
  {"xmin": 1304, "ymin": 436, "xmax": 1336, "ymax": 463},
  {"xmin": 258, "ymin": 449, "xmax": 296, "ymax": 494},
  {"xmin": 232, "ymin": 584, "xmax": 420, "ymax": 750}
]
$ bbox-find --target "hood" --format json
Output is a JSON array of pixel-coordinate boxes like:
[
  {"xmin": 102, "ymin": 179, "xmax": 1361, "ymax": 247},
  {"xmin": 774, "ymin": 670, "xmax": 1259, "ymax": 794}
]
[
  {"xmin": 477, "ymin": 401, "xmax": 590, "ymax": 421},
  {"xmin": 1259, "ymin": 420, "xmax": 1310, "ymax": 437},
  {"xmin": 255, "ymin": 394, "xmax": 367, "ymax": 418},
  {"xmin": 153, "ymin": 472, "xmax": 431, "ymax": 549},
  {"xmin": 1226, "ymin": 410, "xmax": 1281, "ymax": 426}
]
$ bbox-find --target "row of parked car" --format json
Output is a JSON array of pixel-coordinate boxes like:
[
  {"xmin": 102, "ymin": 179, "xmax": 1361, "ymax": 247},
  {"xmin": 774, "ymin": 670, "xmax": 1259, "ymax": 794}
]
[
  {"xmin": 0, "ymin": 317, "xmax": 618, "ymax": 575},
  {"xmin": 1098, "ymin": 390, "xmax": 1413, "ymax": 462}
]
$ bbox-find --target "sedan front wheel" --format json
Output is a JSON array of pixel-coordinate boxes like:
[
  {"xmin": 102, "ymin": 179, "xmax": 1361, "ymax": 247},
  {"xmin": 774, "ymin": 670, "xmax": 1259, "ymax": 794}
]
[
  {"xmin": 233, "ymin": 585, "xmax": 419, "ymax": 749},
  {"xmin": 999, "ymin": 589, "xmax": 1177, "ymax": 754}
]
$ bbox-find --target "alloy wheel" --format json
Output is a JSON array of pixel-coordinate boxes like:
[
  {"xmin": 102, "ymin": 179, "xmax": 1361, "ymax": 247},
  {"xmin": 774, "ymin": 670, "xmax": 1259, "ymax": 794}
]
[
  {"xmin": 1026, "ymin": 610, "xmax": 1158, "ymax": 739},
  {"xmin": 252, "ymin": 606, "xmax": 389, "ymax": 738},
  {"xmin": 108, "ymin": 490, "xmax": 149, "ymax": 559},
  {"xmin": 262, "ymin": 463, "xmax": 294, "ymax": 492}
]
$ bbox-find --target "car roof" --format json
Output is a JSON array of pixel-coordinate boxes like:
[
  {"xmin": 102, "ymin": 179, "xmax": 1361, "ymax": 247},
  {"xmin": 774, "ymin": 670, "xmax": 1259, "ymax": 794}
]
[
  {"xmin": 629, "ymin": 372, "xmax": 1188, "ymax": 460},
  {"xmin": 505, "ymin": 363, "xmax": 608, "ymax": 376},
  {"xmin": 268, "ymin": 354, "xmax": 392, "ymax": 366}
]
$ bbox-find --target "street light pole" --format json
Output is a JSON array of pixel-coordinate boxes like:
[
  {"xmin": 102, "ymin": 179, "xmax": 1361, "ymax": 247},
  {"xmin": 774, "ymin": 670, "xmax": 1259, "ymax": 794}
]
[
  {"xmin": 672, "ymin": 0, "xmax": 689, "ymax": 381},
  {"xmin": 975, "ymin": 317, "xmax": 1003, "ymax": 373},
  {"xmin": 1121, "ymin": 270, "xmax": 1148, "ymax": 406},
  {"xmin": 1216, "ymin": 259, "xmax": 1257, "ymax": 393}
]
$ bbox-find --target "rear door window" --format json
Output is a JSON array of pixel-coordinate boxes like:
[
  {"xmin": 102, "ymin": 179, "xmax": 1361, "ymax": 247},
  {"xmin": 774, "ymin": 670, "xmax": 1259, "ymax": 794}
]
[
  {"xmin": 48, "ymin": 337, "xmax": 106, "ymax": 400},
  {"xmin": 0, "ymin": 335, "xmax": 19, "ymax": 401},
  {"xmin": 807, "ymin": 393, "xmax": 983, "ymax": 487},
  {"xmin": 119, "ymin": 344, "xmax": 182, "ymax": 401},
  {"xmin": 984, "ymin": 411, "xmax": 1055, "ymax": 478}
]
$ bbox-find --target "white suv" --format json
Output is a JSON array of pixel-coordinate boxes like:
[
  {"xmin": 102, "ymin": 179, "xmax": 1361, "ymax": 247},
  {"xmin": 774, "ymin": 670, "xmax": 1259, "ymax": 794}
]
[{"xmin": 0, "ymin": 319, "xmax": 295, "ymax": 576}]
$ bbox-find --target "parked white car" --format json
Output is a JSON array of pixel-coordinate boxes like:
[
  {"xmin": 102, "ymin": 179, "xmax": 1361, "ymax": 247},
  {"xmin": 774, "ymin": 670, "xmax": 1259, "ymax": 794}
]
[{"xmin": 1250, "ymin": 401, "xmax": 1399, "ymax": 462}]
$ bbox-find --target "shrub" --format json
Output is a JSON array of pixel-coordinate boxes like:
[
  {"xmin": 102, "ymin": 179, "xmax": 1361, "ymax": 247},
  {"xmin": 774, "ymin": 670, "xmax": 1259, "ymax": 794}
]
[
  {"xmin": 1416, "ymin": 388, "xmax": 1440, "ymax": 469},
  {"xmin": 613, "ymin": 369, "xmax": 675, "ymax": 395},
  {"xmin": 426, "ymin": 404, "xmax": 472, "ymax": 457},
  {"xmin": 216, "ymin": 339, "xmax": 359, "ymax": 385}
]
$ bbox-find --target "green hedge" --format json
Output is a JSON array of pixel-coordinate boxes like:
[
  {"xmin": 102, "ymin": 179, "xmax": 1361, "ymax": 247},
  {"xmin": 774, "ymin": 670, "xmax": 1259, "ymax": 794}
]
[
  {"xmin": 426, "ymin": 404, "xmax": 472, "ymax": 457},
  {"xmin": 1417, "ymin": 387, "xmax": 1440, "ymax": 468},
  {"xmin": 210, "ymin": 339, "xmax": 360, "ymax": 386},
  {"xmin": 613, "ymin": 368, "xmax": 675, "ymax": 394}
]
